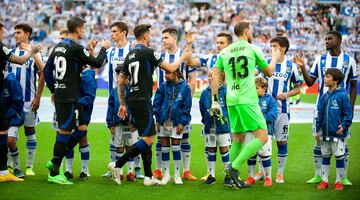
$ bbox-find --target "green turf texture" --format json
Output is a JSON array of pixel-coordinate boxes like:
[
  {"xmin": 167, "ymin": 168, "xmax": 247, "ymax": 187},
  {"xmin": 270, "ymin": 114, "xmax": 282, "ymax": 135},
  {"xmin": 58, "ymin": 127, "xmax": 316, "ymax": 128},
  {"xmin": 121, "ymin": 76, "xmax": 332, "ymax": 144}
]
[{"xmin": 1, "ymin": 123, "xmax": 359, "ymax": 200}]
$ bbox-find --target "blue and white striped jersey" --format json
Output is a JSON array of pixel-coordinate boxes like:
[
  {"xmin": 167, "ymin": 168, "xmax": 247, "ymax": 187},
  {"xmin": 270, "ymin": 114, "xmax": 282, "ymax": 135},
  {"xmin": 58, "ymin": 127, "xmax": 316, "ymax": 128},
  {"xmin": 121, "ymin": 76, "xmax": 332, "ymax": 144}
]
[
  {"xmin": 263, "ymin": 58, "xmax": 301, "ymax": 114},
  {"xmin": 157, "ymin": 48, "xmax": 196, "ymax": 86},
  {"xmin": 7, "ymin": 47, "xmax": 42, "ymax": 103},
  {"xmin": 310, "ymin": 52, "xmax": 358, "ymax": 99},
  {"xmin": 199, "ymin": 54, "xmax": 218, "ymax": 71},
  {"xmin": 103, "ymin": 42, "xmax": 132, "ymax": 93}
]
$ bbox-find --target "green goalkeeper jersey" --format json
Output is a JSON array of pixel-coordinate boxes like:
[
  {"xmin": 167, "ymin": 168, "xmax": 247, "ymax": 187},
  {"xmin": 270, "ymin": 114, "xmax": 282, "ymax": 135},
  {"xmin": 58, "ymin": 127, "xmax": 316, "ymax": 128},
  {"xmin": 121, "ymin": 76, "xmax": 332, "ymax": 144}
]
[{"xmin": 214, "ymin": 40, "xmax": 268, "ymax": 106}]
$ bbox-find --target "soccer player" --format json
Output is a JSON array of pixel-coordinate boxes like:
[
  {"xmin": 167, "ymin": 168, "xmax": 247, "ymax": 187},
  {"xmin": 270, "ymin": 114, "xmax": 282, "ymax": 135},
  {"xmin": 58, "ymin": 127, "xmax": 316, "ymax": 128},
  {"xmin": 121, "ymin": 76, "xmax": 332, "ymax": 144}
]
[
  {"xmin": 106, "ymin": 64, "xmax": 137, "ymax": 183},
  {"xmin": 294, "ymin": 31, "xmax": 357, "ymax": 185},
  {"xmin": 101, "ymin": 22, "xmax": 144, "ymax": 179},
  {"xmin": 6, "ymin": 23, "xmax": 45, "ymax": 177},
  {"xmin": 315, "ymin": 68, "xmax": 353, "ymax": 190},
  {"xmin": 0, "ymin": 22, "xmax": 41, "ymax": 182},
  {"xmin": 245, "ymin": 77, "xmax": 277, "ymax": 187},
  {"xmin": 44, "ymin": 16, "xmax": 111, "ymax": 185},
  {"xmin": 259, "ymin": 36, "xmax": 301, "ymax": 183},
  {"xmin": 199, "ymin": 70, "xmax": 232, "ymax": 186},
  {"xmin": 64, "ymin": 65, "xmax": 97, "ymax": 180},
  {"xmin": 153, "ymin": 69, "xmax": 192, "ymax": 185},
  {"xmin": 186, "ymin": 32, "xmax": 232, "ymax": 71},
  {"xmin": 108, "ymin": 24, "xmax": 190, "ymax": 186},
  {"xmin": 153, "ymin": 27, "xmax": 197, "ymax": 181},
  {"xmin": 210, "ymin": 21, "xmax": 281, "ymax": 189},
  {"xmin": 185, "ymin": 31, "xmax": 232, "ymax": 180}
]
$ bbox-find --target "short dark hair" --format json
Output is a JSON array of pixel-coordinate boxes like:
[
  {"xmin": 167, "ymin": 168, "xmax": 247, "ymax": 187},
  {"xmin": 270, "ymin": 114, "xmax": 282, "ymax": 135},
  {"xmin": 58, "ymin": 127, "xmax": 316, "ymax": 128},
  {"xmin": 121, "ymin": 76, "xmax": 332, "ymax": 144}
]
[
  {"xmin": 110, "ymin": 21, "xmax": 129, "ymax": 36},
  {"xmin": 0, "ymin": 22, "xmax": 4, "ymax": 29},
  {"xmin": 234, "ymin": 21, "xmax": 250, "ymax": 37},
  {"xmin": 133, "ymin": 24, "xmax": 152, "ymax": 39},
  {"xmin": 270, "ymin": 36, "xmax": 290, "ymax": 54},
  {"xmin": 217, "ymin": 32, "xmax": 233, "ymax": 44},
  {"xmin": 115, "ymin": 63, "xmax": 124, "ymax": 75},
  {"xmin": 59, "ymin": 29, "xmax": 68, "ymax": 35},
  {"xmin": 162, "ymin": 27, "xmax": 178, "ymax": 37},
  {"xmin": 67, "ymin": 17, "xmax": 85, "ymax": 33},
  {"xmin": 326, "ymin": 31, "xmax": 342, "ymax": 42},
  {"xmin": 14, "ymin": 23, "xmax": 32, "ymax": 37},
  {"xmin": 325, "ymin": 68, "xmax": 344, "ymax": 86},
  {"xmin": 255, "ymin": 76, "xmax": 268, "ymax": 89}
]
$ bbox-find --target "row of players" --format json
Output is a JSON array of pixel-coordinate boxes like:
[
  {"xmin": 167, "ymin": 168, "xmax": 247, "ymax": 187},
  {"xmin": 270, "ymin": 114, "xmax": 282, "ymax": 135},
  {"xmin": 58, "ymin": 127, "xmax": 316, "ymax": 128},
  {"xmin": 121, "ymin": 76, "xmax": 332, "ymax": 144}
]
[{"xmin": 0, "ymin": 18, "xmax": 357, "ymax": 190}]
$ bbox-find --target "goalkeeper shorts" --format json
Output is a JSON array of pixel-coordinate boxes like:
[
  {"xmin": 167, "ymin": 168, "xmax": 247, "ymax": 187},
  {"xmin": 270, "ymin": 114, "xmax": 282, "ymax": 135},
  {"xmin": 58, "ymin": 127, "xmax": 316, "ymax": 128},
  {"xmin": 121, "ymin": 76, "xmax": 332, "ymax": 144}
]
[{"xmin": 227, "ymin": 104, "xmax": 267, "ymax": 133}]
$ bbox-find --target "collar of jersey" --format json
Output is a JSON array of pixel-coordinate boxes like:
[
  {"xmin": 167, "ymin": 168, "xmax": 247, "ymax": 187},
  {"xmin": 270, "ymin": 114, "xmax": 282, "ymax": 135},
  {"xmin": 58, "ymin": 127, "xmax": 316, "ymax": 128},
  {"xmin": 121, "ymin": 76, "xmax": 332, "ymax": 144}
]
[{"xmin": 135, "ymin": 44, "xmax": 145, "ymax": 49}]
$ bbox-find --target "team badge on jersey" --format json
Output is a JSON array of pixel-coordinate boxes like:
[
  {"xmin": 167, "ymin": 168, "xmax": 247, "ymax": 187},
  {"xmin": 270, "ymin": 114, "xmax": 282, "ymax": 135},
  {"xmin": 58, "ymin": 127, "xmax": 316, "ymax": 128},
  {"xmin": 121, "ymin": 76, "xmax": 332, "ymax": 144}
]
[
  {"xmin": 286, "ymin": 66, "xmax": 291, "ymax": 73},
  {"xmin": 83, "ymin": 49, "xmax": 90, "ymax": 57},
  {"xmin": 154, "ymin": 51, "xmax": 161, "ymax": 60},
  {"xmin": 3, "ymin": 46, "xmax": 11, "ymax": 55}
]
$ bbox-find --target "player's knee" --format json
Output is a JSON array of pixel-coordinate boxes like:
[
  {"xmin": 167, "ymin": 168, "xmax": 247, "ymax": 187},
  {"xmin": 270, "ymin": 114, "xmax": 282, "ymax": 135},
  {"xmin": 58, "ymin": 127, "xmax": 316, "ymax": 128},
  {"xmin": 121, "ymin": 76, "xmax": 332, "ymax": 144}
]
[
  {"xmin": 24, "ymin": 126, "xmax": 35, "ymax": 132},
  {"xmin": 79, "ymin": 136, "xmax": 88, "ymax": 147},
  {"xmin": 7, "ymin": 137, "xmax": 17, "ymax": 150},
  {"xmin": 160, "ymin": 137, "xmax": 170, "ymax": 146},
  {"xmin": 116, "ymin": 147, "xmax": 124, "ymax": 153},
  {"xmin": 209, "ymin": 147, "xmax": 217, "ymax": 153},
  {"xmin": 219, "ymin": 146, "xmax": 228, "ymax": 154},
  {"xmin": 143, "ymin": 135, "xmax": 155, "ymax": 145},
  {"xmin": 171, "ymin": 138, "xmax": 180, "ymax": 146},
  {"xmin": 277, "ymin": 141, "xmax": 287, "ymax": 145},
  {"xmin": 78, "ymin": 125, "xmax": 87, "ymax": 131},
  {"xmin": 232, "ymin": 133, "xmax": 245, "ymax": 143}
]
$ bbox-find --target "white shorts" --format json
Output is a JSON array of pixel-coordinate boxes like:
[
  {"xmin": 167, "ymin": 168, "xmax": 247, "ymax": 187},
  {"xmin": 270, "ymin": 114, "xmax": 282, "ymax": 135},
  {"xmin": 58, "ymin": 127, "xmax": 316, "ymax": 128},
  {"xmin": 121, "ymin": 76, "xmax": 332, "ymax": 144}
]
[
  {"xmin": 274, "ymin": 113, "xmax": 289, "ymax": 142},
  {"xmin": 24, "ymin": 102, "xmax": 39, "ymax": 127},
  {"xmin": 258, "ymin": 135, "xmax": 272, "ymax": 157},
  {"xmin": 158, "ymin": 125, "xmax": 190, "ymax": 139},
  {"xmin": 113, "ymin": 126, "xmax": 138, "ymax": 147},
  {"xmin": 320, "ymin": 140, "xmax": 345, "ymax": 157},
  {"xmin": 205, "ymin": 133, "xmax": 231, "ymax": 148},
  {"xmin": 8, "ymin": 126, "xmax": 20, "ymax": 138},
  {"xmin": 244, "ymin": 133, "xmax": 272, "ymax": 157}
]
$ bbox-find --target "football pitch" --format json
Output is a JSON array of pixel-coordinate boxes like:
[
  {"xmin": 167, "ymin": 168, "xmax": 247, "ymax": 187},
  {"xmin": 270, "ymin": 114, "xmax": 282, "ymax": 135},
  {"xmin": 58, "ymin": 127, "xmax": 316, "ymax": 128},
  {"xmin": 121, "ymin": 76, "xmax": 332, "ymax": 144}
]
[{"xmin": 0, "ymin": 123, "xmax": 359, "ymax": 200}]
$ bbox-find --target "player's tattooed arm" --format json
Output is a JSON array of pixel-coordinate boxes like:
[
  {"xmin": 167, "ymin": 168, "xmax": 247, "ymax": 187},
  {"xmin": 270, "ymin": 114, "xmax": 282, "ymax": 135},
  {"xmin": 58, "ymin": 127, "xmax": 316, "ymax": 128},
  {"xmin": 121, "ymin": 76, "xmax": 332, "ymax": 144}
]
[{"xmin": 117, "ymin": 73, "xmax": 129, "ymax": 120}]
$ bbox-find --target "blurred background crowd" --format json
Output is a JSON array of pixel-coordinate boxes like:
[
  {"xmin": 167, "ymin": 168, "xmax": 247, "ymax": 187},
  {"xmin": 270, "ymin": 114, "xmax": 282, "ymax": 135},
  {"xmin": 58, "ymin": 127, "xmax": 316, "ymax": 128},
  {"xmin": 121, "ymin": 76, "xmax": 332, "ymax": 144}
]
[{"xmin": 0, "ymin": 0, "xmax": 359, "ymax": 69}]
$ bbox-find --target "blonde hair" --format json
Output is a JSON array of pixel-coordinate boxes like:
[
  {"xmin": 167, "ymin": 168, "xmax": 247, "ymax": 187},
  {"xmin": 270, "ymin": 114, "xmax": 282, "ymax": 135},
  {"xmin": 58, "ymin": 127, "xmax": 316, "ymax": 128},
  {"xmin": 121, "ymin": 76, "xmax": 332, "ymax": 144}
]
[{"xmin": 255, "ymin": 76, "xmax": 267, "ymax": 89}]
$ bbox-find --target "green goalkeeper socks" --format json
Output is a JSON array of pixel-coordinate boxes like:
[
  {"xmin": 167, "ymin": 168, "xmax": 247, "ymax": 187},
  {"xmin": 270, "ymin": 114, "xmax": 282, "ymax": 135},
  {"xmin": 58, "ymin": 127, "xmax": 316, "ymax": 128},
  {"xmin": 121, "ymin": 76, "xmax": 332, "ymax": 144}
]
[
  {"xmin": 231, "ymin": 138, "xmax": 263, "ymax": 171},
  {"xmin": 229, "ymin": 141, "xmax": 242, "ymax": 162}
]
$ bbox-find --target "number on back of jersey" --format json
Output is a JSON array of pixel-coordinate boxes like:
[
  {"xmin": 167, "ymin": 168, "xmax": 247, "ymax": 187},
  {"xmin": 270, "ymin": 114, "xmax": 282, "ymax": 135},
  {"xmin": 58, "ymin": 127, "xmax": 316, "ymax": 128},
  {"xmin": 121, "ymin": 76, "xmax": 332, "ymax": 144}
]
[{"xmin": 54, "ymin": 56, "xmax": 67, "ymax": 80}]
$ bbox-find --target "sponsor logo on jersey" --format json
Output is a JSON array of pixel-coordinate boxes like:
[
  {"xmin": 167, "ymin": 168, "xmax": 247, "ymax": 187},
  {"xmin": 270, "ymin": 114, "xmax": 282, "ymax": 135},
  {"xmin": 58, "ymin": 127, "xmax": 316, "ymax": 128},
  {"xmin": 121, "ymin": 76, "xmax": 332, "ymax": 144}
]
[
  {"xmin": 231, "ymin": 83, "xmax": 240, "ymax": 90},
  {"xmin": 272, "ymin": 72, "xmax": 288, "ymax": 79}
]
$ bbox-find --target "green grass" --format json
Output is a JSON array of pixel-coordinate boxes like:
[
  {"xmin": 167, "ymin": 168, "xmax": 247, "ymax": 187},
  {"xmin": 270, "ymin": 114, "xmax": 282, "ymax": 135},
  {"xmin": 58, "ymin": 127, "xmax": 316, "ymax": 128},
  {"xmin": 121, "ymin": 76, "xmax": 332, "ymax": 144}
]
[
  {"xmin": 42, "ymin": 88, "xmax": 109, "ymax": 98},
  {"xmin": 1, "ymin": 123, "xmax": 359, "ymax": 200}
]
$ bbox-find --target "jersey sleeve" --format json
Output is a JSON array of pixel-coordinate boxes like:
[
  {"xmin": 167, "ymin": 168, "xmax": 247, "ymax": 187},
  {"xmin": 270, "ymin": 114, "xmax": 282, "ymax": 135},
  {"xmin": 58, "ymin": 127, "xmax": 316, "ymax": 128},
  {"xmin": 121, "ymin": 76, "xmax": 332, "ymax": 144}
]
[
  {"xmin": 44, "ymin": 50, "xmax": 56, "ymax": 93},
  {"xmin": 199, "ymin": 55, "xmax": 210, "ymax": 68},
  {"xmin": 310, "ymin": 55, "xmax": 320, "ymax": 78},
  {"xmin": 149, "ymin": 49, "xmax": 164, "ymax": 68},
  {"xmin": 214, "ymin": 54, "xmax": 224, "ymax": 71},
  {"xmin": 253, "ymin": 45, "xmax": 268, "ymax": 70},
  {"xmin": 121, "ymin": 56, "xmax": 130, "ymax": 76},
  {"xmin": 77, "ymin": 45, "xmax": 106, "ymax": 68},
  {"xmin": 349, "ymin": 57, "xmax": 358, "ymax": 81}
]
